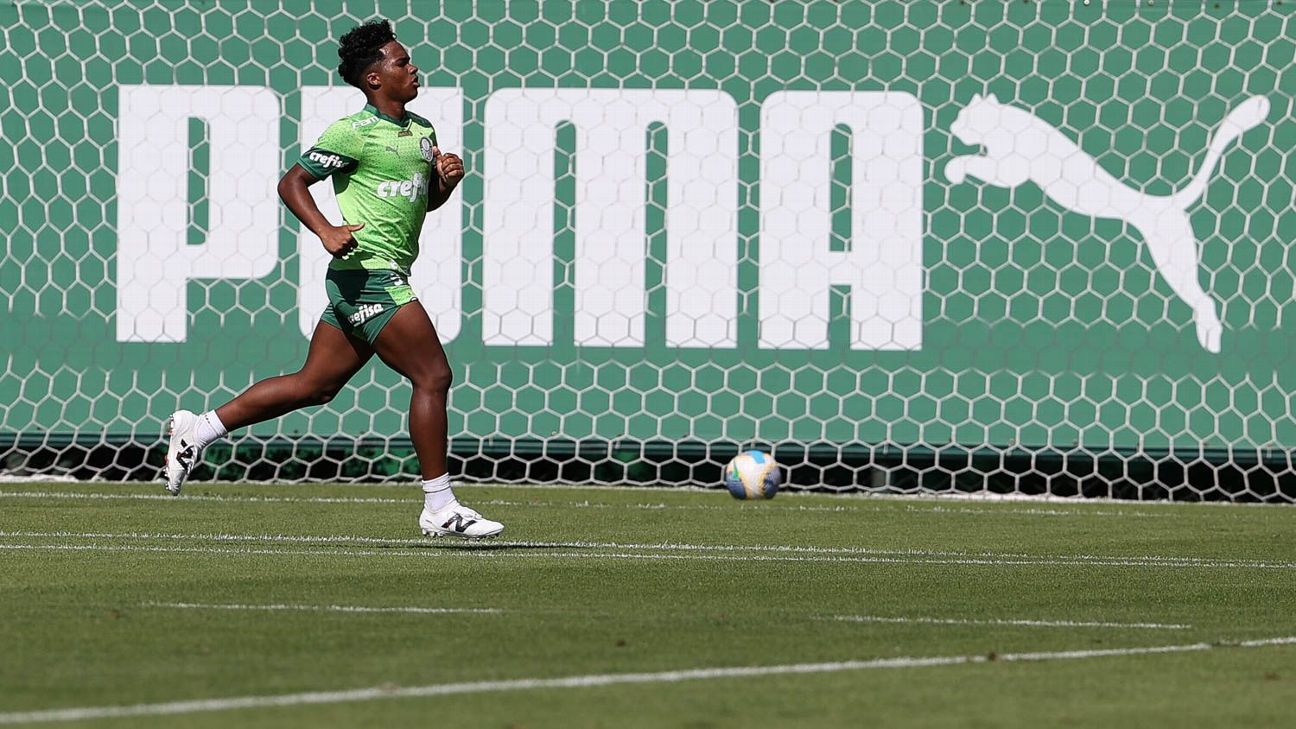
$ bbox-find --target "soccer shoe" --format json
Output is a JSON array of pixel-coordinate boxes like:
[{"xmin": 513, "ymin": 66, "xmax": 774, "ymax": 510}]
[
  {"xmin": 419, "ymin": 503, "xmax": 505, "ymax": 539},
  {"xmin": 164, "ymin": 409, "xmax": 202, "ymax": 496}
]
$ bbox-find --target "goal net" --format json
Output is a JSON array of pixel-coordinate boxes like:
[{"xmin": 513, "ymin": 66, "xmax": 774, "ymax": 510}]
[{"xmin": 2, "ymin": 1, "xmax": 1293, "ymax": 500}]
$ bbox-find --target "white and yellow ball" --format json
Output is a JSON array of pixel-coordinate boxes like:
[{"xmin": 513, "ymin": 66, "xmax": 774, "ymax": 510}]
[{"xmin": 723, "ymin": 450, "xmax": 781, "ymax": 500}]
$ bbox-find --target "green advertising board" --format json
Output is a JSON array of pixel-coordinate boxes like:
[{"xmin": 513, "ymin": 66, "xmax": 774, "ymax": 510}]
[{"xmin": 1, "ymin": 1, "xmax": 1293, "ymax": 495}]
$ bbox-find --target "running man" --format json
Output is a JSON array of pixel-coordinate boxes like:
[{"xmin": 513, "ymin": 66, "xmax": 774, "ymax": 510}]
[{"xmin": 163, "ymin": 19, "xmax": 502, "ymax": 539}]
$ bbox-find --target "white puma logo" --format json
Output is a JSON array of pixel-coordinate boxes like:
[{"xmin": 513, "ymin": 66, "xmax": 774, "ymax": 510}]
[{"xmin": 944, "ymin": 93, "xmax": 1269, "ymax": 353}]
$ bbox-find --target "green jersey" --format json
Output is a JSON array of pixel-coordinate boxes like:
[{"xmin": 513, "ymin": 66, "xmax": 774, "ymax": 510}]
[{"xmin": 298, "ymin": 104, "xmax": 439, "ymax": 274}]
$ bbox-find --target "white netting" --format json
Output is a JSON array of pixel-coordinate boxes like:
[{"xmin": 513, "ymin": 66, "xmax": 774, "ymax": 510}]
[{"xmin": 1, "ymin": 1, "xmax": 1293, "ymax": 500}]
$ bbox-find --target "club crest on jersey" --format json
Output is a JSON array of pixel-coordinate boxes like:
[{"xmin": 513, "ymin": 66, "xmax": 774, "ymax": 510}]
[{"xmin": 420, "ymin": 136, "xmax": 435, "ymax": 162}]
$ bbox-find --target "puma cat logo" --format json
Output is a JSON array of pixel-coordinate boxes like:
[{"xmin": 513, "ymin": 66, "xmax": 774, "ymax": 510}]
[{"xmin": 944, "ymin": 93, "xmax": 1270, "ymax": 353}]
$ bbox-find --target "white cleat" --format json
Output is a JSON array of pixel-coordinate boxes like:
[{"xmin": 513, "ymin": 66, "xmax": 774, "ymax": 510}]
[
  {"xmin": 419, "ymin": 503, "xmax": 505, "ymax": 539},
  {"xmin": 164, "ymin": 409, "xmax": 202, "ymax": 496}
]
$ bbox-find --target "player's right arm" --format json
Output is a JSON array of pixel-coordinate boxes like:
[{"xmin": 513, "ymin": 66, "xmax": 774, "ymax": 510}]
[
  {"xmin": 283, "ymin": 118, "xmax": 367, "ymax": 259},
  {"xmin": 277, "ymin": 165, "xmax": 364, "ymax": 259}
]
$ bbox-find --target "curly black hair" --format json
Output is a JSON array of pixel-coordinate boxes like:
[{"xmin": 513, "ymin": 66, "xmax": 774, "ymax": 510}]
[{"xmin": 337, "ymin": 19, "xmax": 396, "ymax": 88}]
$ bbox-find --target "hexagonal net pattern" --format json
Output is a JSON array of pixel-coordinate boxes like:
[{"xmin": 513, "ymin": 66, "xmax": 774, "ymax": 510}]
[{"xmin": 2, "ymin": 1, "xmax": 1294, "ymax": 500}]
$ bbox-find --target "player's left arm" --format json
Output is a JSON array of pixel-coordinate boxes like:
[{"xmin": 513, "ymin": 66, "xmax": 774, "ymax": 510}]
[{"xmin": 427, "ymin": 145, "xmax": 464, "ymax": 212}]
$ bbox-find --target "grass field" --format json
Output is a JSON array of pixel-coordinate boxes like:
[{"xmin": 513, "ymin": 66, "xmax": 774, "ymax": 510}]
[{"xmin": 2, "ymin": 482, "xmax": 1295, "ymax": 728}]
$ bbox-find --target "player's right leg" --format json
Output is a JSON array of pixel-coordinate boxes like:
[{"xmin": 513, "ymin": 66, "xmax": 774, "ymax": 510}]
[
  {"xmin": 165, "ymin": 321, "xmax": 373, "ymax": 494},
  {"xmin": 369, "ymin": 301, "xmax": 504, "ymax": 539}
]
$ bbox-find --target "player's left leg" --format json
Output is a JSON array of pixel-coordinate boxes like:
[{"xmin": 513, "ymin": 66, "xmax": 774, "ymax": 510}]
[
  {"xmin": 164, "ymin": 321, "xmax": 374, "ymax": 495},
  {"xmin": 371, "ymin": 302, "xmax": 504, "ymax": 539}
]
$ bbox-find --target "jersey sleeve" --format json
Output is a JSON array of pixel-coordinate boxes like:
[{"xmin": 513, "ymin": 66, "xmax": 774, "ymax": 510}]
[{"xmin": 298, "ymin": 119, "xmax": 363, "ymax": 179}]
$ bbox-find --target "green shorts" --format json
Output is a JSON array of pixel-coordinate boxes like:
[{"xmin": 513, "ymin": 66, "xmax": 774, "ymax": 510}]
[{"xmin": 320, "ymin": 268, "xmax": 417, "ymax": 344}]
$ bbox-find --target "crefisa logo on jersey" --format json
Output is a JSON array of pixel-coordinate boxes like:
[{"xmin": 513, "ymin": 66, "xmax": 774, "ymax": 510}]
[
  {"xmin": 419, "ymin": 136, "xmax": 435, "ymax": 162},
  {"xmin": 376, "ymin": 172, "xmax": 428, "ymax": 202},
  {"xmin": 306, "ymin": 149, "xmax": 347, "ymax": 169}
]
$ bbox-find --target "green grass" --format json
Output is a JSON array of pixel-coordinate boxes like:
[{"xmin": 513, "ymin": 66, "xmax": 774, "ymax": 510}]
[{"xmin": 2, "ymin": 482, "xmax": 1295, "ymax": 728}]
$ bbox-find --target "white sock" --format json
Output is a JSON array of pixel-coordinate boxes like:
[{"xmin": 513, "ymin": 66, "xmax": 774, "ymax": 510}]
[
  {"xmin": 422, "ymin": 473, "xmax": 457, "ymax": 512},
  {"xmin": 193, "ymin": 411, "xmax": 228, "ymax": 448}
]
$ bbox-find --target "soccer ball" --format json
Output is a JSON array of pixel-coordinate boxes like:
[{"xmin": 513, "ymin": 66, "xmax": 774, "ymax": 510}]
[{"xmin": 723, "ymin": 450, "xmax": 781, "ymax": 500}]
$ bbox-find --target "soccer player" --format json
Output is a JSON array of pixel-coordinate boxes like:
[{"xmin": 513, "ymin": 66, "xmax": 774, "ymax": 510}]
[{"xmin": 162, "ymin": 19, "xmax": 503, "ymax": 539}]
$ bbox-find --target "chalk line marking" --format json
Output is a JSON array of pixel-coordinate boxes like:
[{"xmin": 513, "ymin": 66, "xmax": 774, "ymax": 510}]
[
  {"xmin": 1, "ymin": 530, "xmax": 1292, "ymax": 570},
  {"xmin": 141, "ymin": 605, "xmax": 1180, "ymax": 631},
  {"xmin": 142, "ymin": 602, "xmax": 501, "ymax": 615},
  {"xmin": 1, "ymin": 636, "xmax": 1293, "ymax": 725},
  {"xmin": 827, "ymin": 615, "xmax": 1191, "ymax": 630},
  {"xmin": 0, "ymin": 489, "xmax": 1171, "ymax": 517},
  {"xmin": 1, "ymin": 541, "xmax": 1294, "ymax": 571}
]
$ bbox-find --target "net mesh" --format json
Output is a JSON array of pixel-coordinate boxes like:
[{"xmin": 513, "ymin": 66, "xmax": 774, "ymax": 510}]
[{"xmin": 2, "ymin": 1, "xmax": 1294, "ymax": 500}]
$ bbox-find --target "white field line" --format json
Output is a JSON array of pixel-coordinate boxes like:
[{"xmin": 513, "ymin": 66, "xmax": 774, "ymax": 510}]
[
  {"xmin": 2, "ymin": 636, "xmax": 1294, "ymax": 725},
  {"xmin": 0, "ymin": 475, "xmax": 79, "ymax": 483},
  {"xmin": 1, "ymin": 530, "xmax": 1292, "ymax": 570},
  {"xmin": 0, "ymin": 490, "xmax": 404, "ymax": 505},
  {"xmin": 827, "ymin": 615, "xmax": 1191, "ymax": 630},
  {"xmin": 12, "ymin": 479, "xmax": 1294, "ymax": 511},
  {"xmin": 143, "ymin": 604, "xmax": 1181, "ymax": 632},
  {"xmin": 143, "ymin": 602, "xmax": 500, "ymax": 615},
  {"xmin": 5, "ymin": 477, "xmax": 1276, "ymax": 505},
  {"xmin": 0, "ymin": 489, "xmax": 1172, "ymax": 517},
  {"xmin": 2, "ymin": 541, "xmax": 1295, "ymax": 571}
]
